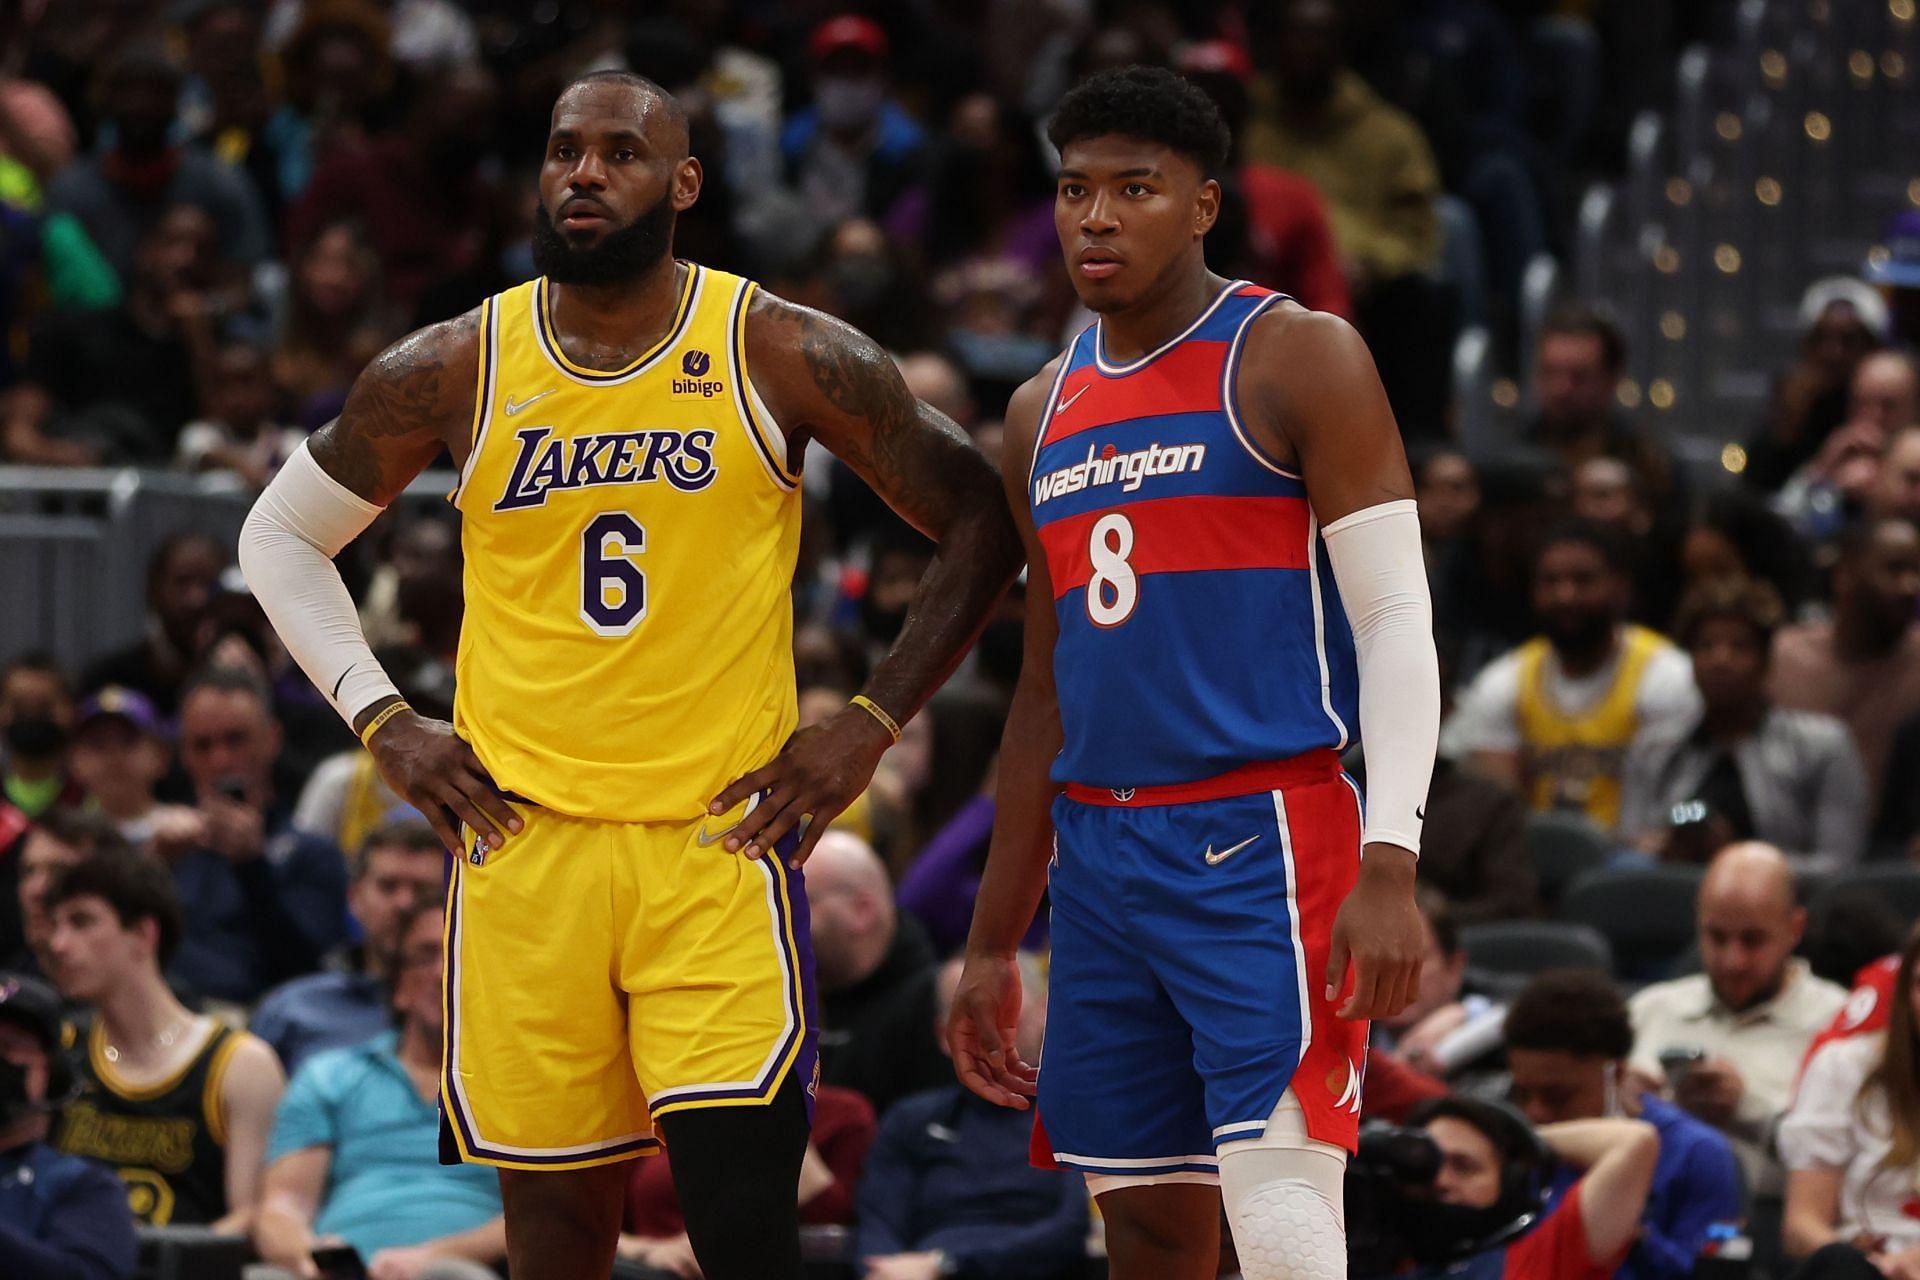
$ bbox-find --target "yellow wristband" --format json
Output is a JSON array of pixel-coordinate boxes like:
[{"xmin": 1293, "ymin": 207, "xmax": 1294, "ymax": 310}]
[
  {"xmin": 358, "ymin": 700, "xmax": 411, "ymax": 748},
  {"xmin": 849, "ymin": 694, "xmax": 901, "ymax": 743}
]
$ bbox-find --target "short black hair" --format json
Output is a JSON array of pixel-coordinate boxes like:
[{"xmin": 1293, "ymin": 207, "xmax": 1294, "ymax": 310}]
[
  {"xmin": 1503, "ymin": 969, "xmax": 1633, "ymax": 1060},
  {"xmin": 1532, "ymin": 516, "xmax": 1632, "ymax": 577},
  {"xmin": 46, "ymin": 848, "xmax": 185, "ymax": 967},
  {"xmin": 1047, "ymin": 65, "xmax": 1232, "ymax": 177},
  {"xmin": 1540, "ymin": 305, "xmax": 1627, "ymax": 374},
  {"xmin": 559, "ymin": 68, "xmax": 688, "ymax": 138},
  {"xmin": 179, "ymin": 664, "xmax": 274, "ymax": 716},
  {"xmin": 1407, "ymin": 1095, "xmax": 1541, "ymax": 1169}
]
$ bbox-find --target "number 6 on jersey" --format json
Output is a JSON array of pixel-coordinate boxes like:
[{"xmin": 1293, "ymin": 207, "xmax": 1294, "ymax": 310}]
[
  {"xmin": 1087, "ymin": 511, "xmax": 1137, "ymax": 627},
  {"xmin": 582, "ymin": 511, "xmax": 647, "ymax": 635}
]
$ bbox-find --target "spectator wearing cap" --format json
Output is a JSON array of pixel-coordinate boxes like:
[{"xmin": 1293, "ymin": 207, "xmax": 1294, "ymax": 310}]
[
  {"xmin": 1505, "ymin": 970, "xmax": 1742, "ymax": 1280},
  {"xmin": 43, "ymin": 44, "xmax": 268, "ymax": 283},
  {"xmin": 165, "ymin": 667, "xmax": 347, "ymax": 1005},
  {"xmin": 0, "ymin": 971, "xmax": 138, "ymax": 1280},
  {"xmin": 1441, "ymin": 520, "xmax": 1699, "ymax": 833},
  {"xmin": 1745, "ymin": 279, "xmax": 1889, "ymax": 492},
  {"xmin": 66, "ymin": 687, "xmax": 194, "ymax": 852},
  {"xmin": 781, "ymin": 16, "xmax": 928, "ymax": 234},
  {"xmin": 1770, "ymin": 516, "xmax": 1920, "ymax": 802},
  {"xmin": 1619, "ymin": 578, "xmax": 1868, "ymax": 871},
  {"xmin": 250, "ymin": 819, "xmax": 446, "ymax": 1076},
  {"xmin": 1627, "ymin": 843, "xmax": 1847, "ymax": 1197},
  {"xmin": 81, "ymin": 533, "xmax": 225, "ymax": 718}
]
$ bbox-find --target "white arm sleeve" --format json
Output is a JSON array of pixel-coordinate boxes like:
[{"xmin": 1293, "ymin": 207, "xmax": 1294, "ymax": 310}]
[
  {"xmin": 1322, "ymin": 499, "xmax": 1439, "ymax": 855},
  {"xmin": 237, "ymin": 440, "xmax": 400, "ymax": 727}
]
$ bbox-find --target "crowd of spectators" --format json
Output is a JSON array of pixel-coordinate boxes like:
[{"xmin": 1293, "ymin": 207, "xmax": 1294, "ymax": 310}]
[{"xmin": 0, "ymin": 1, "xmax": 1919, "ymax": 1278}]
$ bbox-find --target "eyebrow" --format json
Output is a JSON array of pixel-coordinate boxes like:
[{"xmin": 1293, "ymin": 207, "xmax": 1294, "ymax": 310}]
[{"xmin": 1056, "ymin": 167, "xmax": 1161, "ymax": 180}]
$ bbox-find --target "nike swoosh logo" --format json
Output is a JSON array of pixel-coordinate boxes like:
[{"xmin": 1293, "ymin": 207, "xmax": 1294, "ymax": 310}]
[
  {"xmin": 695, "ymin": 823, "xmax": 732, "ymax": 847},
  {"xmin": 1415, "ymin": 805, "xmax": 1426, "ymax": 820},
  {"xmin": 504, "ymin": 389, "xmax": 557, "ymax": 416},
  {"xmin": 1056, "ymin": 384, "xmax": 1089, "ymax": 416},
  {"xmin": 1204, "ymin": 835, "xmax": 1259, "ymax": 865}
]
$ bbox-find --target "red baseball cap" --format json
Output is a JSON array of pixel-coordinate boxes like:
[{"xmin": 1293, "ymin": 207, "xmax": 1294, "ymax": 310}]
[
  {"xmin": 1176, "ymin": 39, "xmax": 1253, "ymax": 82},
  {"xmin": 809, "ymin": 14, "xmax": 889, "ymax": 64}
]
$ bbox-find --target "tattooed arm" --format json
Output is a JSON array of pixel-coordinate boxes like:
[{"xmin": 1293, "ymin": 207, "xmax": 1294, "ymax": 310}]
[
  {"xmin": 241, "ymin": 311, "xmax": 520, "ymax": 855},
  {"xmin": 307, "ymin": 311, "xmax": 482, "ymax": 502},
  {"xmin": 707, "ymin": 293, "xmax": 1025, "ymax": 863}
]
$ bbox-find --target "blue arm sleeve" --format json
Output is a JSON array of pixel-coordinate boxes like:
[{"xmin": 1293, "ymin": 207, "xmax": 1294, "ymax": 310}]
[{"xmin": 852, "ymin": 1110, "xmax": 918, "ymax": 1259}]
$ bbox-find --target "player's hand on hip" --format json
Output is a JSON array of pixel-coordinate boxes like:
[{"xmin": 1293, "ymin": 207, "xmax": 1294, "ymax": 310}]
[
  {"xmin": 1327, "ymin": 843, "xmax": 1423, "ymax": 1021},
  {"xmin": 709, "ymin": 705, "xmax": 894, "ymax": 866},
  {"xmin": 949, "ymin": 950, "xmax": 1039, "ymax": 1108},
  {"xmin": 366, "ymin": 706, "xmax": 522, "ymax": 855}
]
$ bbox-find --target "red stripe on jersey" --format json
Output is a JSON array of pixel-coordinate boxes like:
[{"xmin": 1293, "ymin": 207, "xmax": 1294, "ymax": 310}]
[
  {"xmin": 1037, "ymin": 494, "xmax": 1312, "ymax": 598},
  {"xmin": 1041, "ymin": 340, "xmax": 1230, "ymax": 448}
]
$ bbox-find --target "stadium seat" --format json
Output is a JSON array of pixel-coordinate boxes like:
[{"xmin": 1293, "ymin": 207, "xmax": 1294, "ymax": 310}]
[
  {"xmin": 1460, "ymin": 920, "xmax": 1614, "ymax": 982},
  {"xmin": 134, "ymin": 1226, "xmax": 252, "ymax": 1280},
  {"xmin": 1811, "ymin": 864, "xmax": 1920, "ymax": 929},
  {"xmin": 1524, "ymin": 811, "xmax": 1616, "ymax": 910},
  {"xmin": 1558, "ymin": 864, "xmax": 1704, "ymax": 982}
]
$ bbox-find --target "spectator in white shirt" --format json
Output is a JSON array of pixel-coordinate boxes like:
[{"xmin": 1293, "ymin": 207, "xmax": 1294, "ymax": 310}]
[
  {"xmin": 1628, "ymin": 843, "xmax": 1848, "ymax": 1194},
  {"xmin": 1781, "ymin": 924, "xmax": 1920, "ymax": 1276}
]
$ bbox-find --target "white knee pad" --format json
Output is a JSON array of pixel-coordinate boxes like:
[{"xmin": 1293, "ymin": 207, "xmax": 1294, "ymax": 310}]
[{"xmin": 1219, "ymin": 1092, "xmax": 1348, "ymax": 1280}]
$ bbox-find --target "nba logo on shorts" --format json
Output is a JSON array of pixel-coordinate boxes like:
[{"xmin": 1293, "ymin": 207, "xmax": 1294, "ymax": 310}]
[
  {"xmin": 469, "ymin": 843, "xmax": 487, "ymax": 867},
  {"xmin": 682, "ymin": 350, "xmax": 711, "ymax": 376}
]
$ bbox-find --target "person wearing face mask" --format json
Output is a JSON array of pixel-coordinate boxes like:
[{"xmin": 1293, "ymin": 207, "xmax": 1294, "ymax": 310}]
[
  {"xmin": 0, "ymin": 656, "xmax": 79, "ymax": 823},
  {"xmin": 780, "ymin": 16, "xmax": 927, "ymax": 234},
  {"xmin": 1505, "ymin": 970, "xmax": 1743, "ymax": 1280},
  {"xmin": 1441, "ymin": 520, "xmax": 1701, "ymax": 832}
]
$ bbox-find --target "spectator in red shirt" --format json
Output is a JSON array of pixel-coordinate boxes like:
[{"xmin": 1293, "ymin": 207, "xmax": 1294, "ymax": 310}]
[
  {"xmin": 616, "ymin": 1084, "xmax": 876, "ymax": 1275},
  {"xmin": 1409, "ymin": 1096, "xmax": 1660, "ymax": 1280}
]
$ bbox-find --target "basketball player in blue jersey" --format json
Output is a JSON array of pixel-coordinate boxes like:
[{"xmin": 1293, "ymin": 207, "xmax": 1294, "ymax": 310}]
[
  {"xmin": 951, "ymin": 67, "xmax": 1441, "ymax": 1279},
  {"xmin": 239, "ymin": 72, "xmax": 1021, "ymax": 1280}
]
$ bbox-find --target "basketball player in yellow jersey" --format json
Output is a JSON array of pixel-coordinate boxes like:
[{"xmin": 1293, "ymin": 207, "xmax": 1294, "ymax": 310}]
[{"xmin": 239, "ymin": 71, "xmax": 1022, "ymax": 1280}]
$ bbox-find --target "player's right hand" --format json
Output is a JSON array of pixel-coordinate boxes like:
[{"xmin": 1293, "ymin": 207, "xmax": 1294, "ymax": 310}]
[
  {"xmin": 366, "ymin": 707, "xmax": 523, "ymax": 855},
  {"xmin": 949, "ymin": 950, "xmax": 1038, "ymax": 1109}
]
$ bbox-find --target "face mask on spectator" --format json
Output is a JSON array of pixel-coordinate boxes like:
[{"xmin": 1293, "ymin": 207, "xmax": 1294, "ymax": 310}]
[
  {"xmin": 4, "ymin": 716, "xmax": 66, "ymax": 759},
  {"xmin": 816, "ymin": 76, "xmax": 884, "ymax": 131}
]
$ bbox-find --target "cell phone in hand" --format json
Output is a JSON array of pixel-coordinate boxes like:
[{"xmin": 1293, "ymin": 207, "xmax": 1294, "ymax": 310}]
[
  {"xmin": 1659, "ymin": 1045, "xmax": 1708, "ymax": 1087},
  {"xmin": 308, "ymin": 1245, "xmax": 367, "ymax": 1279}
]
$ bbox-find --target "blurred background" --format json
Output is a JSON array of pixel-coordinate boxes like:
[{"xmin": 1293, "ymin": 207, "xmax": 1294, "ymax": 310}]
[{"xmin": 2, "ymin": 1, "xmax": 1920, "ymax": 1279}]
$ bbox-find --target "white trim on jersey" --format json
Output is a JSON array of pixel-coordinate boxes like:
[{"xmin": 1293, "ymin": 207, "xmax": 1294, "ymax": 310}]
[
  {"xmin": 1304, "ymin": 514, "xmax": 1352, "ymax": 749},
  {"xmin": 1219, "ymin": 292, "xmax": 1303, "ymax": 479},
  {"xmin": 1091, "ymin": 278, "xmax": 1245, "ymax": 376},
  {"xmin": 1026, "ymin": 329, "xmax": 1086, "ymax": 488},
  {"xmin": 1271, "ymin": 789, "xmax": 1314, "ymax": 1073},
  {"xmin": 451, "ymin": 295, "xmax": 502, "ymax": 508}
]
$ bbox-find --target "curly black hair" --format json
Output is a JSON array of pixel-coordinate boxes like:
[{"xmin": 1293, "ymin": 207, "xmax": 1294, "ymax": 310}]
[
  {"xmin": 1047, "ymin": 65, "xmax": 1232, "ymax": 177},
  {"xmin": 1503, "ymin": 969, "xmax": 1634, "ymax": 1060}
]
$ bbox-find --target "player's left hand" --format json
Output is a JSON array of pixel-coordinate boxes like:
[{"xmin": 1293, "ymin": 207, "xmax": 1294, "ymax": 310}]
[
  {"xmin": 1327, "ymin": 844, "xmax": 1423, "ymax": 1020},
  {"xmin": 709, "ymin": 705, "xmax": 895, "ymax": 865}
]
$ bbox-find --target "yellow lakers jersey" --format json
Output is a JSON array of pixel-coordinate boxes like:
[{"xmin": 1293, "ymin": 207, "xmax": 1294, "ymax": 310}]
[
  {"xmin": 1515, "ymin": 623, "xmax": 1667, "ymax": 831},
  {"xmin": 451, "ymin": 265, "xmax": 802, "ymax": 823}
]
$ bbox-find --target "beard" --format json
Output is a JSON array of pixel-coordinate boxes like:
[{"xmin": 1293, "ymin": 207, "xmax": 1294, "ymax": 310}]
[
  {"xmin": 531, "ymin": 194, "xmax": 675, "ymax": 286},
  {"xmin": 1543, "ymin": 610, "xmax": 1614, "ymax": 657}
]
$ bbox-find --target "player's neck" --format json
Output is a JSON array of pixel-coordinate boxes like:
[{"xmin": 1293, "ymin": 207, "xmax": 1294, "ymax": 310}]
[
  {"xmin": 1097, "ymin": 265, "xmax": 1229, "ymax": 365},
  {"xmin": 546, "ymin": 255, "xmax": 686, "ymax": 357}
]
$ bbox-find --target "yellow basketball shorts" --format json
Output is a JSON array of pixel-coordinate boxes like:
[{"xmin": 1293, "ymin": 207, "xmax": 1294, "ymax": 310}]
[{"xmin": 438, "ymin": 800, "xmax": 816, "ymax": 1171}]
